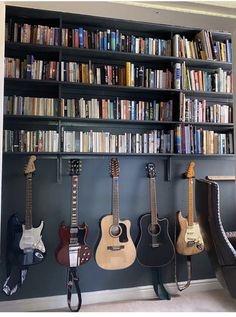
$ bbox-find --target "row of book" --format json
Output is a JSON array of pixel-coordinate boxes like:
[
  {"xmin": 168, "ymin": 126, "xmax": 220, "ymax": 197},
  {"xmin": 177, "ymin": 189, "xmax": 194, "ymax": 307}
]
[
  {"xmin": 5, "ymin": 95, "xmax": 232, "ymax": 125},
  {"xmin": 5, "ymin": 57, "xmax": 59, "ymax": 80},
  {"xmin": 5, "ymin": 22, "xmax": 60, "ymax": 46},
  {"xmin": 3, "ymin": 130, "xmax": 59, "ymax": 153},
  {"xmin": 61, "ymin": 98, "xmax": 173, "ymax": 121},
  {"xmin": 4, "ymin": 95, "xmax": 173, "ymax": 121},
  {"xmin": 177, "ymin": 63, "xmax": 233, "ymax": 93},
  {"xmin": 179, "ymin": 94, "xmax": 232, "ymax": 123},
  {"xmin": 4, "ymin": 96, "xmax": 59, "ymax": 117},
  {"xmin": 4, "ymin": 128, "xmax": 233, "ymax": 155},
  {"xmin": 173, "ymin": 31, "xmax": 232, "ymax": 62},
  {"xmin": 61, "ymin": 27, "xmax": 172, "ymax": 56},
  {"xmin": 6, "ymin": 56, "xmax": 232, "ymax": 94},
  {"xmin": 175, "ymin": 125, "xmax": 233, "ymax": 154},
  {"xmin": 6, "ymin": 21, "xmax": 231, "ymax": 63},
  {"xmin": 63, "ymin": 130, "xmax": 174, "ymax": 154},
  {"xmin": 61, "ymin": 61, "xmax": 173, "ymax": 88},
  {"xmin": 184, "ymin": 68, "xmax": 232, "ymax": 93}
]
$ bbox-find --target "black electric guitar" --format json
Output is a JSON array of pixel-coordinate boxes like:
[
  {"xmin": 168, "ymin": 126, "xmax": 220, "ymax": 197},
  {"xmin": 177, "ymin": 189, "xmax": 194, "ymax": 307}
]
[
  {"xmin": 136, "ymin": 163, "xmax": 175, "ymax": 267},
  {"xmin": 7, "ymin": 155, "xmax": 46, "ymax": 267}
]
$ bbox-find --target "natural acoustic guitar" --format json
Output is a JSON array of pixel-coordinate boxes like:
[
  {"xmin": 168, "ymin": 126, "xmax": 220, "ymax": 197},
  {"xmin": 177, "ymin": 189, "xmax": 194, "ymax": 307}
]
[
  {"xmin": 136, "ymin": 163, "xmax": 175, "ymax": 267},
  {"xmin": 56, "ymin": 159, "xmax": 92, "ymax": 267},
  {"xmin": 176, "ymin": 161, "xmax": 204, "ymax": 256},
  {"xmin": 95, "ymin": 158, "xmax": 136, "ymax": 270}
]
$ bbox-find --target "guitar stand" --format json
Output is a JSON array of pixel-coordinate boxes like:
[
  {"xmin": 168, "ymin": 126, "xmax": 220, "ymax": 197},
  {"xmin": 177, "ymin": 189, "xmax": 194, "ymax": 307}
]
[{"xmin": 152, "ymin": 268, "xmax": 171, "ymax": 300}]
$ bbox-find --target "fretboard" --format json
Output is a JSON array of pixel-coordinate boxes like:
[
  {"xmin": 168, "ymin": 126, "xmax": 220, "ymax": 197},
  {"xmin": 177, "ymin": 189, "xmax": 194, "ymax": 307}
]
[
  {"xmin": 112, "ymin": 177, "xmax": 119, "ymax": 225},
  {"xmin": 150, "ymin": 177, "xmax": 158, "ymax": 225},
  {"xmin": 71, "ymin": 175, "xmax": 78, "ymax": 227},
  {"xmin": 25, "ymin": 174, "xmax": 33, "ymax": 230},
  {"xmin": 188, "ymin": 178, "xmax": 194, "ymax": 226}
]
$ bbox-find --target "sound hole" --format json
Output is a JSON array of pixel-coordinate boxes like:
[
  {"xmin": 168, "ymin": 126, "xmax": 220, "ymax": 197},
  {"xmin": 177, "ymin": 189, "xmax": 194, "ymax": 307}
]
[
  {"xmin": 148, "ymin": 223, "xmax": 160, "ymax": 236},
  {"xmin": 110, "ymin": 225, "xmax": 122, "ymax": 237}
]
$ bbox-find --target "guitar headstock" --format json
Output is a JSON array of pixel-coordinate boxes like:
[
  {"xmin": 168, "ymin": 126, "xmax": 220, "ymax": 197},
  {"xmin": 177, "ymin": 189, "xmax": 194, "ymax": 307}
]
[
  {"xmin": 185, "ymin": 161, "xmax": 195, "ymax": 179},
  {"xmin": 110, "ymin": 158, "xmax": 119, "ymax": 178},
  {"xmin": 146, "ymin": 163, "xmax": 156, "ymax": 178},
  {"xmin": 69, "ymin": 159, "xmax": 82, "ymax": 176},
  {"xmin": 24, "ymin": 156, "xmax": 36, "ymax": 175}
]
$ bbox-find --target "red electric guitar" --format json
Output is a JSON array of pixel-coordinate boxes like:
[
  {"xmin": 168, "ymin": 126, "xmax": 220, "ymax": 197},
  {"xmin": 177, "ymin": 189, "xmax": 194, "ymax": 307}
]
[{"xmin": 56, "ymin": 159, "xmax": 92, "ymax": 267}]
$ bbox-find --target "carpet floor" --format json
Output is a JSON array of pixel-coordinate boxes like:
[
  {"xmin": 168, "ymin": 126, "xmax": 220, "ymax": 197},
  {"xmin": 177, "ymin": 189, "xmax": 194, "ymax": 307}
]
[{"xmin": 49, "ymin": 289, "xmax": 236, "ymax": 312}]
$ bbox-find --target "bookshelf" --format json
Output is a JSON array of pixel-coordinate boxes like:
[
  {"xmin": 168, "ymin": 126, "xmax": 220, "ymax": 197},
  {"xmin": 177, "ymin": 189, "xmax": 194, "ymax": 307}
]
[{"xmin": 4, "ymin": 5, "xmax": 234, "ymax": 179}]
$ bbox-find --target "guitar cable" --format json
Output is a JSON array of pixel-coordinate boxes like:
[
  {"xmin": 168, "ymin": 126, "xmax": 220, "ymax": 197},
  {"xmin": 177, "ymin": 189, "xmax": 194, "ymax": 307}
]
[{"xmin": 174, "ymin": 212, "xmax": 192, "ymax": 291}]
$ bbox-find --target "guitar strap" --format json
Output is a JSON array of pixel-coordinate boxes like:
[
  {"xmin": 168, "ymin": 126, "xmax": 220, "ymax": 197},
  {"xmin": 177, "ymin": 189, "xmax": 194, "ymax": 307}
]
[
  {"xmin": 174, "ymin": 213, "xmax": 192, "ymax": 291},
  {"xmin": 67, "ymin": 267, "xmax": 82, "ymax": 312},
  {"xmin": 3, "ymin": 266, "xmax": 28, "ymax": 296},
  {"xmin": 2, "ymin": 214, "xmax": 28, "ymax": 296},
  {"xmin": 152, "ymin": 268, "xmax": 171, "ymax": 300}
]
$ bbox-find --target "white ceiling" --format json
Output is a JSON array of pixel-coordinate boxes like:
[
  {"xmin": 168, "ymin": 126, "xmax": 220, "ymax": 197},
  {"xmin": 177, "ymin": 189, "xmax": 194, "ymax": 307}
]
[{"xmin": 115, "ymin": 1, "xmax": 236, "ymax": 18}]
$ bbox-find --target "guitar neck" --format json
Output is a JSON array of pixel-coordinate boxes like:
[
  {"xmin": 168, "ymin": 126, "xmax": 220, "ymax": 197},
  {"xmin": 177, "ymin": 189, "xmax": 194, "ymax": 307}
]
[
  {"xmin": 188, "ymin": 178, "xmax": 194, "ymax": 226},
  {"xmin": 70, "ymin": 175, "xmax": 79, "ymax": 227},
  {"xmin": 150, "ymin": 177, "xmax": 158, "ymax": 224},
  {"xmin": 25, "ymin": 174, "xmax": 33, "ymax": 230},
  {"xmin": 112, "ymin": 177, "xmax": 119, "ymax": 225}
]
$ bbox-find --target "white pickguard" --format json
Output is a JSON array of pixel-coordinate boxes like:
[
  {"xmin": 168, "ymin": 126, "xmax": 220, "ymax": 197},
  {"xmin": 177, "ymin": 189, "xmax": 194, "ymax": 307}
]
[
  {"xmin": 185, "ymin": 223, "xmax": 204, "ymax": 246},
  {"xmin": 19, "ymin": 221, "xmax": 45, "ymax": 253}
]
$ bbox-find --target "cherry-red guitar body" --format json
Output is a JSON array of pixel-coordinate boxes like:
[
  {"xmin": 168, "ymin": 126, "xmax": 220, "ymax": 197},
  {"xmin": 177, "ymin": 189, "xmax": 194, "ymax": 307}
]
[{"xmin": 56, "ymin": 222, "xmax": 92, "ymax": 267}]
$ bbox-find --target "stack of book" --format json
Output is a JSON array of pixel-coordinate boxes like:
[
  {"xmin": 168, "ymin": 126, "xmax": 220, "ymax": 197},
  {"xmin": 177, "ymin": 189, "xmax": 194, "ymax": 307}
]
[
  {"xmin": 5, "ymin": 55, "xmax": 59, "ymax": 80},
  {"xmin": 175, "ymin": 125, "xmax": 233, "ymax": 154},
  {"xmin": 5, "ymin": 21, "xmax": 60, "ymax": 46},
  {"xmin": 179, "ymin": 94, "xmax": 232, "ymax": 123},
  {"xmin": 3, "ymin": 130, "xmax": 59, "ymax": 152},
  {"xmin": 4, "ymin": 96, "xmax": 59, "ymax": 116},
  {"xmin": 63, "ymin": 129, "xmax": 175, "ymax": 154},
  {"xmin": 61, "ymin": 27, "xmax": 171, "ymax": 56}
]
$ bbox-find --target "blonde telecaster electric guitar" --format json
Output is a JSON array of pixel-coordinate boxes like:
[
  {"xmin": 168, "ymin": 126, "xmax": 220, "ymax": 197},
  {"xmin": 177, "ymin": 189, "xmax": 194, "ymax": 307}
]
[{"xmin": 176, "ymin": 162, "xmax": 204, "ymax": 256}]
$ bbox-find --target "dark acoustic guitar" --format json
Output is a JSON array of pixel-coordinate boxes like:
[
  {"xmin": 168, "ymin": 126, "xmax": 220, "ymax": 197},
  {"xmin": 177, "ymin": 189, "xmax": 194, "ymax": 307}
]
[
  {"xmin": 136, "ymin": 163, "xmax": 175, "ymax": 267},
  {"xmin": 56, "ymin": 159, "xmax": 92, "ymax": 267}
]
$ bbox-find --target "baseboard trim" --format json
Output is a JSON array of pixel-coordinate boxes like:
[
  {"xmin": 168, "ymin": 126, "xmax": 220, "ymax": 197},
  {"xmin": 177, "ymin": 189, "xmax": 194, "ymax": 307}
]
[{"xmin": 0, "ymin": 278, "xmax": 222, "ymax": 312}]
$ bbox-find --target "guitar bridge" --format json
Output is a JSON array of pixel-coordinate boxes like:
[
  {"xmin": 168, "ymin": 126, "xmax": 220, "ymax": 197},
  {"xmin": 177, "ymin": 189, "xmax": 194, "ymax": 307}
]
[
  {"xmin": 107, "ymin": 246, "xmax": 125, "ymax": 251},
  {"xmin": 187, "ymin": 241, "xmax": 195, "ymax": 247},
  {"xmin": 69, "ymin": 244, "xmax": 81, "ymax": 267}
]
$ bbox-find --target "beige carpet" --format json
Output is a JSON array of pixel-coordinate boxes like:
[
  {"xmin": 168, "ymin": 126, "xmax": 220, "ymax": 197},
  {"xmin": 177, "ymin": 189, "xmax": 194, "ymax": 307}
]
[{"xmin": 49, "ymin": 289, "xmax": 236, "ymax": 312}]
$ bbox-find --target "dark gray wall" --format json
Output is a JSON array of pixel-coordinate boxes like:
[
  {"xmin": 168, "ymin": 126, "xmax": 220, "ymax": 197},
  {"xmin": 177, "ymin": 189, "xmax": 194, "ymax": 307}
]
[{"xmin": 0, "ymin": 157, "xmax": 235, "ymax": 300}]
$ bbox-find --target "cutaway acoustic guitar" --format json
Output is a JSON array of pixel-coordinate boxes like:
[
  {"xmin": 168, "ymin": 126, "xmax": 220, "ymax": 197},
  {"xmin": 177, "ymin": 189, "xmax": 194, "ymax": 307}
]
[{"xmin": 95, "ymin": 158, "xmax": 136, "ymax": 270}]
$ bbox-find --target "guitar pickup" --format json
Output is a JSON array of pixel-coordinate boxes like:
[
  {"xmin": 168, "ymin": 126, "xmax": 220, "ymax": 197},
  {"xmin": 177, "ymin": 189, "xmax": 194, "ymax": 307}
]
[{"xmin": 107, "ymin": 246, "xmax": 125, "ymax": 251}]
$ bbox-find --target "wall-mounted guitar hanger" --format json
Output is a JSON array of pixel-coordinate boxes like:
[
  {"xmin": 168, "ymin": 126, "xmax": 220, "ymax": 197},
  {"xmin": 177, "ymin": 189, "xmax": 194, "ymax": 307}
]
[{"xmin": 206, "ymin": 176, "xmax": 235, "ymax": 181}]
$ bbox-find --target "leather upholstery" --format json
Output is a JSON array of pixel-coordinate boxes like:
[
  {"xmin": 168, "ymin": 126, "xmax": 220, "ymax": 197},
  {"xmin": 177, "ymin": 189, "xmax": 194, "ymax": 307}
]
[{"xmin": 195, "ymin": 179, "xmax": 236, "ymax": 298}]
